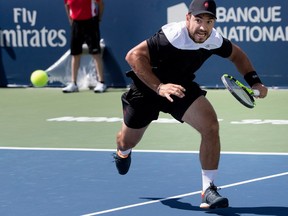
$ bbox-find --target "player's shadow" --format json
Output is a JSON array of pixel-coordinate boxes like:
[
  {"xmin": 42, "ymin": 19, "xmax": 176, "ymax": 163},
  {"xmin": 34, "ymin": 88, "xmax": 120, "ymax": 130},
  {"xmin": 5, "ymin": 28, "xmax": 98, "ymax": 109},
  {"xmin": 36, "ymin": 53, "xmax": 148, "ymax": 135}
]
[{"xmin": 141, "ymin": 197, "xmax": 288, "ymax": 216}]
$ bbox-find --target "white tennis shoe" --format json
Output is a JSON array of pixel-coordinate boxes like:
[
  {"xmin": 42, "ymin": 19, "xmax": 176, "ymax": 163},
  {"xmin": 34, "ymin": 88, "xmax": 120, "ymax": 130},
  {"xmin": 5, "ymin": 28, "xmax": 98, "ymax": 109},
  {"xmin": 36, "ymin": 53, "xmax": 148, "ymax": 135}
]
[
  {"xmin": 62, "ymin": 83, "xmax": 79, "ymax": 93},
  {"xmin": 94, "ymin": 82, "xmax": 107, "ymax": 93}
]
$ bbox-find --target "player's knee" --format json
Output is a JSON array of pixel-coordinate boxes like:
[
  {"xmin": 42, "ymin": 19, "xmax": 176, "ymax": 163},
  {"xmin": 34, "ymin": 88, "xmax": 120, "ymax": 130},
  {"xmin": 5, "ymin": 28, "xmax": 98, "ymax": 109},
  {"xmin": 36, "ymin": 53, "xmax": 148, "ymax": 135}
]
[{"xmin": 202, "ymin": 120, "xmax": 219, "ymax": 137}]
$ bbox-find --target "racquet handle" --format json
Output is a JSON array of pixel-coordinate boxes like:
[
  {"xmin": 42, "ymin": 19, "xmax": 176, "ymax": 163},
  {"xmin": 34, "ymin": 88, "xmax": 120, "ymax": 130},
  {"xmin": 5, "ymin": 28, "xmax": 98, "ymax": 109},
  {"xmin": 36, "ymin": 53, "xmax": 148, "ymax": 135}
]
[{"xmin": 253, "ymin": 89, "xmax": 260, "ymax": 97}]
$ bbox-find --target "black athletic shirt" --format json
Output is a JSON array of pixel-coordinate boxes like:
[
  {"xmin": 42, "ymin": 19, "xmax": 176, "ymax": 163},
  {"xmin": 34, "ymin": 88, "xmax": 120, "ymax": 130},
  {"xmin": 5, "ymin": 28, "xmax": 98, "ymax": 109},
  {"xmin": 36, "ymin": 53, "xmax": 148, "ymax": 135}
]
[{"xmin": 147, "ymin": 21, "xmax": 233, "ymax": 85}]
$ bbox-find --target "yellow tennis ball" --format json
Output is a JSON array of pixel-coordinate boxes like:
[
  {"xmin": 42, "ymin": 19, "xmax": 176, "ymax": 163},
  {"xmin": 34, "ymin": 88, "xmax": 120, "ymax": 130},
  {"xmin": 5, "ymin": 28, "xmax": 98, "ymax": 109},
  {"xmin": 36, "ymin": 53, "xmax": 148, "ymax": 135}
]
[{"xmin": 30, "ymin": 70, "xmax": 48, "ymax": 87}]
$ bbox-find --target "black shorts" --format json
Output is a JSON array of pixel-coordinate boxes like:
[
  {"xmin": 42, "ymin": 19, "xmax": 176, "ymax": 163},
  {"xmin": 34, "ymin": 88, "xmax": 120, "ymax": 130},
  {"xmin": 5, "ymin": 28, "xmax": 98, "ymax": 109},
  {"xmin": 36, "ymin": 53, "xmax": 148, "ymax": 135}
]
[
  {"xmin": 70, "ymin": 17, "xmax": 101, "ymax": 55},
  {"xmin": 121, "ymin": 80, "xmax": 206, "ymax": 129}
]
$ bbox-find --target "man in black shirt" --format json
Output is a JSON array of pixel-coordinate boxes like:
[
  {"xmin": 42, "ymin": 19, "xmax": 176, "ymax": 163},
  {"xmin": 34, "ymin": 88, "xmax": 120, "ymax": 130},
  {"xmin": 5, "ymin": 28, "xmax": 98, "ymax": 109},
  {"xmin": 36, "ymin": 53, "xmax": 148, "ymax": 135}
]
[{"xmin": 114, "ymin": 0, "xmax": 268, "ymax": 209}]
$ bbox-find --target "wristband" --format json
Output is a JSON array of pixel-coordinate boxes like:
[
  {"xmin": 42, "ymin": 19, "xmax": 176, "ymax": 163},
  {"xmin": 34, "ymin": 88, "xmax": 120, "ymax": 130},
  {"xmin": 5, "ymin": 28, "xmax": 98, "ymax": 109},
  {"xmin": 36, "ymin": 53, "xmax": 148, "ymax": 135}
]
[
  {"xmin": 244, "ymin": 71, "xmax": 262, "ymax": 87},
  {"xmin": 156, "ymin": 83, "xmax": 163, "ymax": 95}
]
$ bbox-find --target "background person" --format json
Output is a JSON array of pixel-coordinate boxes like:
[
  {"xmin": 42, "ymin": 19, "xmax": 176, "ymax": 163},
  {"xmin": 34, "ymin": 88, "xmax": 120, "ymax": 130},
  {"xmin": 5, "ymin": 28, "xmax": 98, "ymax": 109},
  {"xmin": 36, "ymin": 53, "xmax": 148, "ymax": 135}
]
[{"xmin": 62, "ymin": 0, "xmax": 106, "ymax": 93}]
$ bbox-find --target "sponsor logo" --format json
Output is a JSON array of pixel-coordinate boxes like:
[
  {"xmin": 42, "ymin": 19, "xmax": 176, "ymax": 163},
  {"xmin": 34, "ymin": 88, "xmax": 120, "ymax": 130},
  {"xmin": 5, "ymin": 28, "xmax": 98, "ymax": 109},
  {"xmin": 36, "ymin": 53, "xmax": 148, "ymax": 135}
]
[
  {"xmin": 1, "ymin": 8, "xmax": 67, "ymax": 48},
  {"xmin": 167, "ymin": 3, "xmax": 288, "ymax": 42}
]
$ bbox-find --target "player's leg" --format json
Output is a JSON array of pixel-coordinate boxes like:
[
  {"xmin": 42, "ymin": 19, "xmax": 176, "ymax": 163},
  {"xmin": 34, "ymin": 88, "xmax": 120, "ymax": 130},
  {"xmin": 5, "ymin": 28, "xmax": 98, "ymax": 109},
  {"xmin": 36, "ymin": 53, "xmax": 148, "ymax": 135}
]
[
  {"xmin": 117, "ymin": 122, "xmax": 148, "ymax": 152},
  {"xmin": 182, "ymin": 96, "xmax": 220, "ymax": 170},
  {"xmin": 182, "ymin": 96, "xmax": 228, "ymax": 208},
  {"xmin": 114, "ymin": 89, "xmax": 159, "ymax": 175},
  {"xmin": 114, "ymin": 122, "xmax": 149, "ymax": 175}
]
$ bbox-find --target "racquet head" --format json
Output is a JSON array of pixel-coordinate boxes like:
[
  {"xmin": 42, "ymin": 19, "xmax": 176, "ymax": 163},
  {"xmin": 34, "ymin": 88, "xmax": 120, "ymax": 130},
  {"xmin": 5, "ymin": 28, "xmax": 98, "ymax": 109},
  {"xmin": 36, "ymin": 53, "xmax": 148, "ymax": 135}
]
[{"xmin": 221, "ymin": 74, "xmax": 255, "ymax": 108}]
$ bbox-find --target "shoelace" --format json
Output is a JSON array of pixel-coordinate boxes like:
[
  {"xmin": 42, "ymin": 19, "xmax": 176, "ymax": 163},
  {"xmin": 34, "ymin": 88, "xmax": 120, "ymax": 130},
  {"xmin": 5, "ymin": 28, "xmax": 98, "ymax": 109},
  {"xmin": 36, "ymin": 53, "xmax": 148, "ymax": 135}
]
[
  {"xmin": 112, "ymin": 153, "xmax": 119, "ymax": 163},
  {"xmin": 209, "ymin": 183, "xmax": 222, "ymax": 195},
  {"xmin": 112, "ymin": 153, "xmax": 127, "ymax": 162}
]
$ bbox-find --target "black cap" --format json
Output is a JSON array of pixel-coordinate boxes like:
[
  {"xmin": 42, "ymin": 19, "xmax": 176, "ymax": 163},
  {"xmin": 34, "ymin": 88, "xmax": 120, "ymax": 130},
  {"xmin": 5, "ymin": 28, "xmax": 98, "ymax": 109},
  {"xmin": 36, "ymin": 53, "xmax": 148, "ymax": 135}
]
[{"xmin": 189, "ymin": 0, "xmax": 217, "ymax": 19}]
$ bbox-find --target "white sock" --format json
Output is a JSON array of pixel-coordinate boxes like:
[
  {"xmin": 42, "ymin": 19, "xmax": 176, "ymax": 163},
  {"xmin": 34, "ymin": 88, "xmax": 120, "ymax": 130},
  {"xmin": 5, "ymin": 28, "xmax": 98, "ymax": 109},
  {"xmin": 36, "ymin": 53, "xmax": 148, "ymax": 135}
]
[
  {"xmin": 202, "ymin": 169, "xmax": 218, "ymax": 192},
  {"xmin": 118, "ymin": 149, "xmax": 131, "ymax": 157}
]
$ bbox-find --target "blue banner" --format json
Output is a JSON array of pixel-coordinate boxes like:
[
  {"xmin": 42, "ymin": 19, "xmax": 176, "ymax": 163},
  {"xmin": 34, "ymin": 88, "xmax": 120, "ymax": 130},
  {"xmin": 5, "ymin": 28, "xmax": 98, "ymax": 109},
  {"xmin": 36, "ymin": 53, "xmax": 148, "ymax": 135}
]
[{"xmin": 1, "ymin": 0, "xmax": 287, "ymax": 87}]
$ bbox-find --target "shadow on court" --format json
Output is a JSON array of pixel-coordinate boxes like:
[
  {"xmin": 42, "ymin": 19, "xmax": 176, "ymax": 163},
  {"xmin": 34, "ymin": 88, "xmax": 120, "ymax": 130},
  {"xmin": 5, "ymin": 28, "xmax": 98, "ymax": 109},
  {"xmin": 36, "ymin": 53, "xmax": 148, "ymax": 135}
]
[{"xmin": 142, "ymin": 197, "xmax": 288, "ymax": 216}]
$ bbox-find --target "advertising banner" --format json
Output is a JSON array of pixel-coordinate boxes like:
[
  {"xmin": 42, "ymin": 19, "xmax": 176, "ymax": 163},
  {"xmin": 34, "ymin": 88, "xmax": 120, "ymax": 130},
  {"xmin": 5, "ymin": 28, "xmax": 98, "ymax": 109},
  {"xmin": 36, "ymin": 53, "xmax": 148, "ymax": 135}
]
[{"xmin": 1, "ymin": 0, "xmax": 287, "ymax": 87}]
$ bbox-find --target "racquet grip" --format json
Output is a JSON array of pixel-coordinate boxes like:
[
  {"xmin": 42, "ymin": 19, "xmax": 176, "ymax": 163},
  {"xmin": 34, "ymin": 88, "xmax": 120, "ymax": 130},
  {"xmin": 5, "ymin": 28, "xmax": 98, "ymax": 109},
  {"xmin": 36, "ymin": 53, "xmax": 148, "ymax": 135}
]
[{"xmin": 253, "ymin": 89, "xmax": 260, "ymax": 97}]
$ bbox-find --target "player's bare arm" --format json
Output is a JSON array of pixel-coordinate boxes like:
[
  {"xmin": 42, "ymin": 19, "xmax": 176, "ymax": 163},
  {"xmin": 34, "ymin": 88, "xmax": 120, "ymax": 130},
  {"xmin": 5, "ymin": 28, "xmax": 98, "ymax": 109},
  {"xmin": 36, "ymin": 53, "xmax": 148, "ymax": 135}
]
[
  {"xmin": 126, "ymin": 41, "xmax": 186, "ymax": 102},
  {"xmin": 229, "ymin": 43, "xmax": 268, "ymax": 98},
  {"xmin": 229, "ymin": 43, "xmax": 255, "ymax": 76}
]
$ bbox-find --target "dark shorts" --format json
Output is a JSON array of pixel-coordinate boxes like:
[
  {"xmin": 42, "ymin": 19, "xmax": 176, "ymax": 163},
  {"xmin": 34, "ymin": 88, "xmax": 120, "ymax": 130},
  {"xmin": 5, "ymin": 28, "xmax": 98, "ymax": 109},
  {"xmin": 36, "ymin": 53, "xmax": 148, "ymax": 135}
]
[
  {"xmin": 70, "ymin": 17, "xmax": 101, "ymax": 55},
  {"xmin": 121, "ymin": 79, "xmax": 206, "ymax": 129}
]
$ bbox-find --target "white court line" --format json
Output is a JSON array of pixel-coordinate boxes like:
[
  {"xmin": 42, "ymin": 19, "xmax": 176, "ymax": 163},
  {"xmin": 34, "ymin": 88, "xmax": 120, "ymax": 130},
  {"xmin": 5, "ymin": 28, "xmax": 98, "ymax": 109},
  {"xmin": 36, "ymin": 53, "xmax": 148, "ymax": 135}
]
[{"xmin": 81, "ymin": 172, "xmax": 288, "ymax": 216}]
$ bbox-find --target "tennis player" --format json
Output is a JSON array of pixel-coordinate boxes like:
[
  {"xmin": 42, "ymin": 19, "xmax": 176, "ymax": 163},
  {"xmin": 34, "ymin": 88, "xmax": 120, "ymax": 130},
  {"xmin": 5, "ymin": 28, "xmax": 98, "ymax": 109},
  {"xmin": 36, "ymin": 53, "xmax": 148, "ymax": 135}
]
[{"xmin": 114, "ymin": 0, "xmax": 268, "ymax": 209}]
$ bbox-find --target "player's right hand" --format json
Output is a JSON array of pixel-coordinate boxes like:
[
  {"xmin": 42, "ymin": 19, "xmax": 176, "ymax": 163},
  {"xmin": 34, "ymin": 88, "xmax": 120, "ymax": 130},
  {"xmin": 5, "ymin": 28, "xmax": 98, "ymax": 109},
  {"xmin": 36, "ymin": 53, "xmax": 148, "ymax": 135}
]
[{"xmin": 157, "ymin": 83, "xmax": 186, "ymax": 102}]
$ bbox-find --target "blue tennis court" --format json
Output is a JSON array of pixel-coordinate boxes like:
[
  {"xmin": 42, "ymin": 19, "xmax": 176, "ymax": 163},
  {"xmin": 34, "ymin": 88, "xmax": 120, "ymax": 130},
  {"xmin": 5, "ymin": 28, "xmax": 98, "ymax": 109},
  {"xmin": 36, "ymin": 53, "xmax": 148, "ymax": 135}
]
[{"xmin": 0, "ymin": 148, "xmax": 287, "ymax": 216}]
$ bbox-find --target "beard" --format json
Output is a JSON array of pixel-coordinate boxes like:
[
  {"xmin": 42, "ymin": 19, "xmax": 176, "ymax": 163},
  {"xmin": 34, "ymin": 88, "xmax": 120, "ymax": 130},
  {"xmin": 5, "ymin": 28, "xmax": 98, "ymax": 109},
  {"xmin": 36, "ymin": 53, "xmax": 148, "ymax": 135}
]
[{"xmin": 190, "ymin": 30, "xmax": 210, "ymax": 43}]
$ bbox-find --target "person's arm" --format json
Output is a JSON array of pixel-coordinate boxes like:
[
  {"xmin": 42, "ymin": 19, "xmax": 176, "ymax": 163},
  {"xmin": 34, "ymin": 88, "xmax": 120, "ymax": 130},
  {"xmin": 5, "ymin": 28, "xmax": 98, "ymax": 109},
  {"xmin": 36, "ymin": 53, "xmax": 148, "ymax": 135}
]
[
  {"xmin": 97, "ymin": 0, "xmax": 104, "ymax": 21},
  {"xmin": 228, "ymin": 43, "xmax": 268, "ymax": 98},
  {"xmin": 126, "ymin": 41, "xmax": 161, "ymax": 92},
  {"xmin": 64, "ymin": 2, "xmax": 72, "ymax": 25},
  {"xmin": 125, "ymin": 41, "xmax": 185, "ymax": 102}
]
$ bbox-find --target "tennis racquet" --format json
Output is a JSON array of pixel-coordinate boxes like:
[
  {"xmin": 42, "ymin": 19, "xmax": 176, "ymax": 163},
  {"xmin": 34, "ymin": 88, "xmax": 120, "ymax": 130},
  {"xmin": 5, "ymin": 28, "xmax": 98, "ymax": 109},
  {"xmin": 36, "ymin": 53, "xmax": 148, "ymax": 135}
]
[{"xmin": 221, "ymin": 74, "xmax": 260, "ymax": 109}]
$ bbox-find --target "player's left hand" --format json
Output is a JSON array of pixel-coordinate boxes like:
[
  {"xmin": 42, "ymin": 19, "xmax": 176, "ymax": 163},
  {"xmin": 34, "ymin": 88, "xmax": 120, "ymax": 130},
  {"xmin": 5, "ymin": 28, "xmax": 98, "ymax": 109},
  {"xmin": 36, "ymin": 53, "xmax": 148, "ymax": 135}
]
[{"xmin": 252, "ymin": 83, "xmax": 268, "ymax": 98}]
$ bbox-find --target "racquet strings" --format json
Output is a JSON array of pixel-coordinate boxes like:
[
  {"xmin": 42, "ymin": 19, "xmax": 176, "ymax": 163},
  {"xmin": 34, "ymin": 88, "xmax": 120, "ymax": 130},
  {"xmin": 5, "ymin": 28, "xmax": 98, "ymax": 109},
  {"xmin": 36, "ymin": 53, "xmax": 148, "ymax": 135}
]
[{"xmin": 224, "ymin": 76, "xmax": 254, "ymax": 107}]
